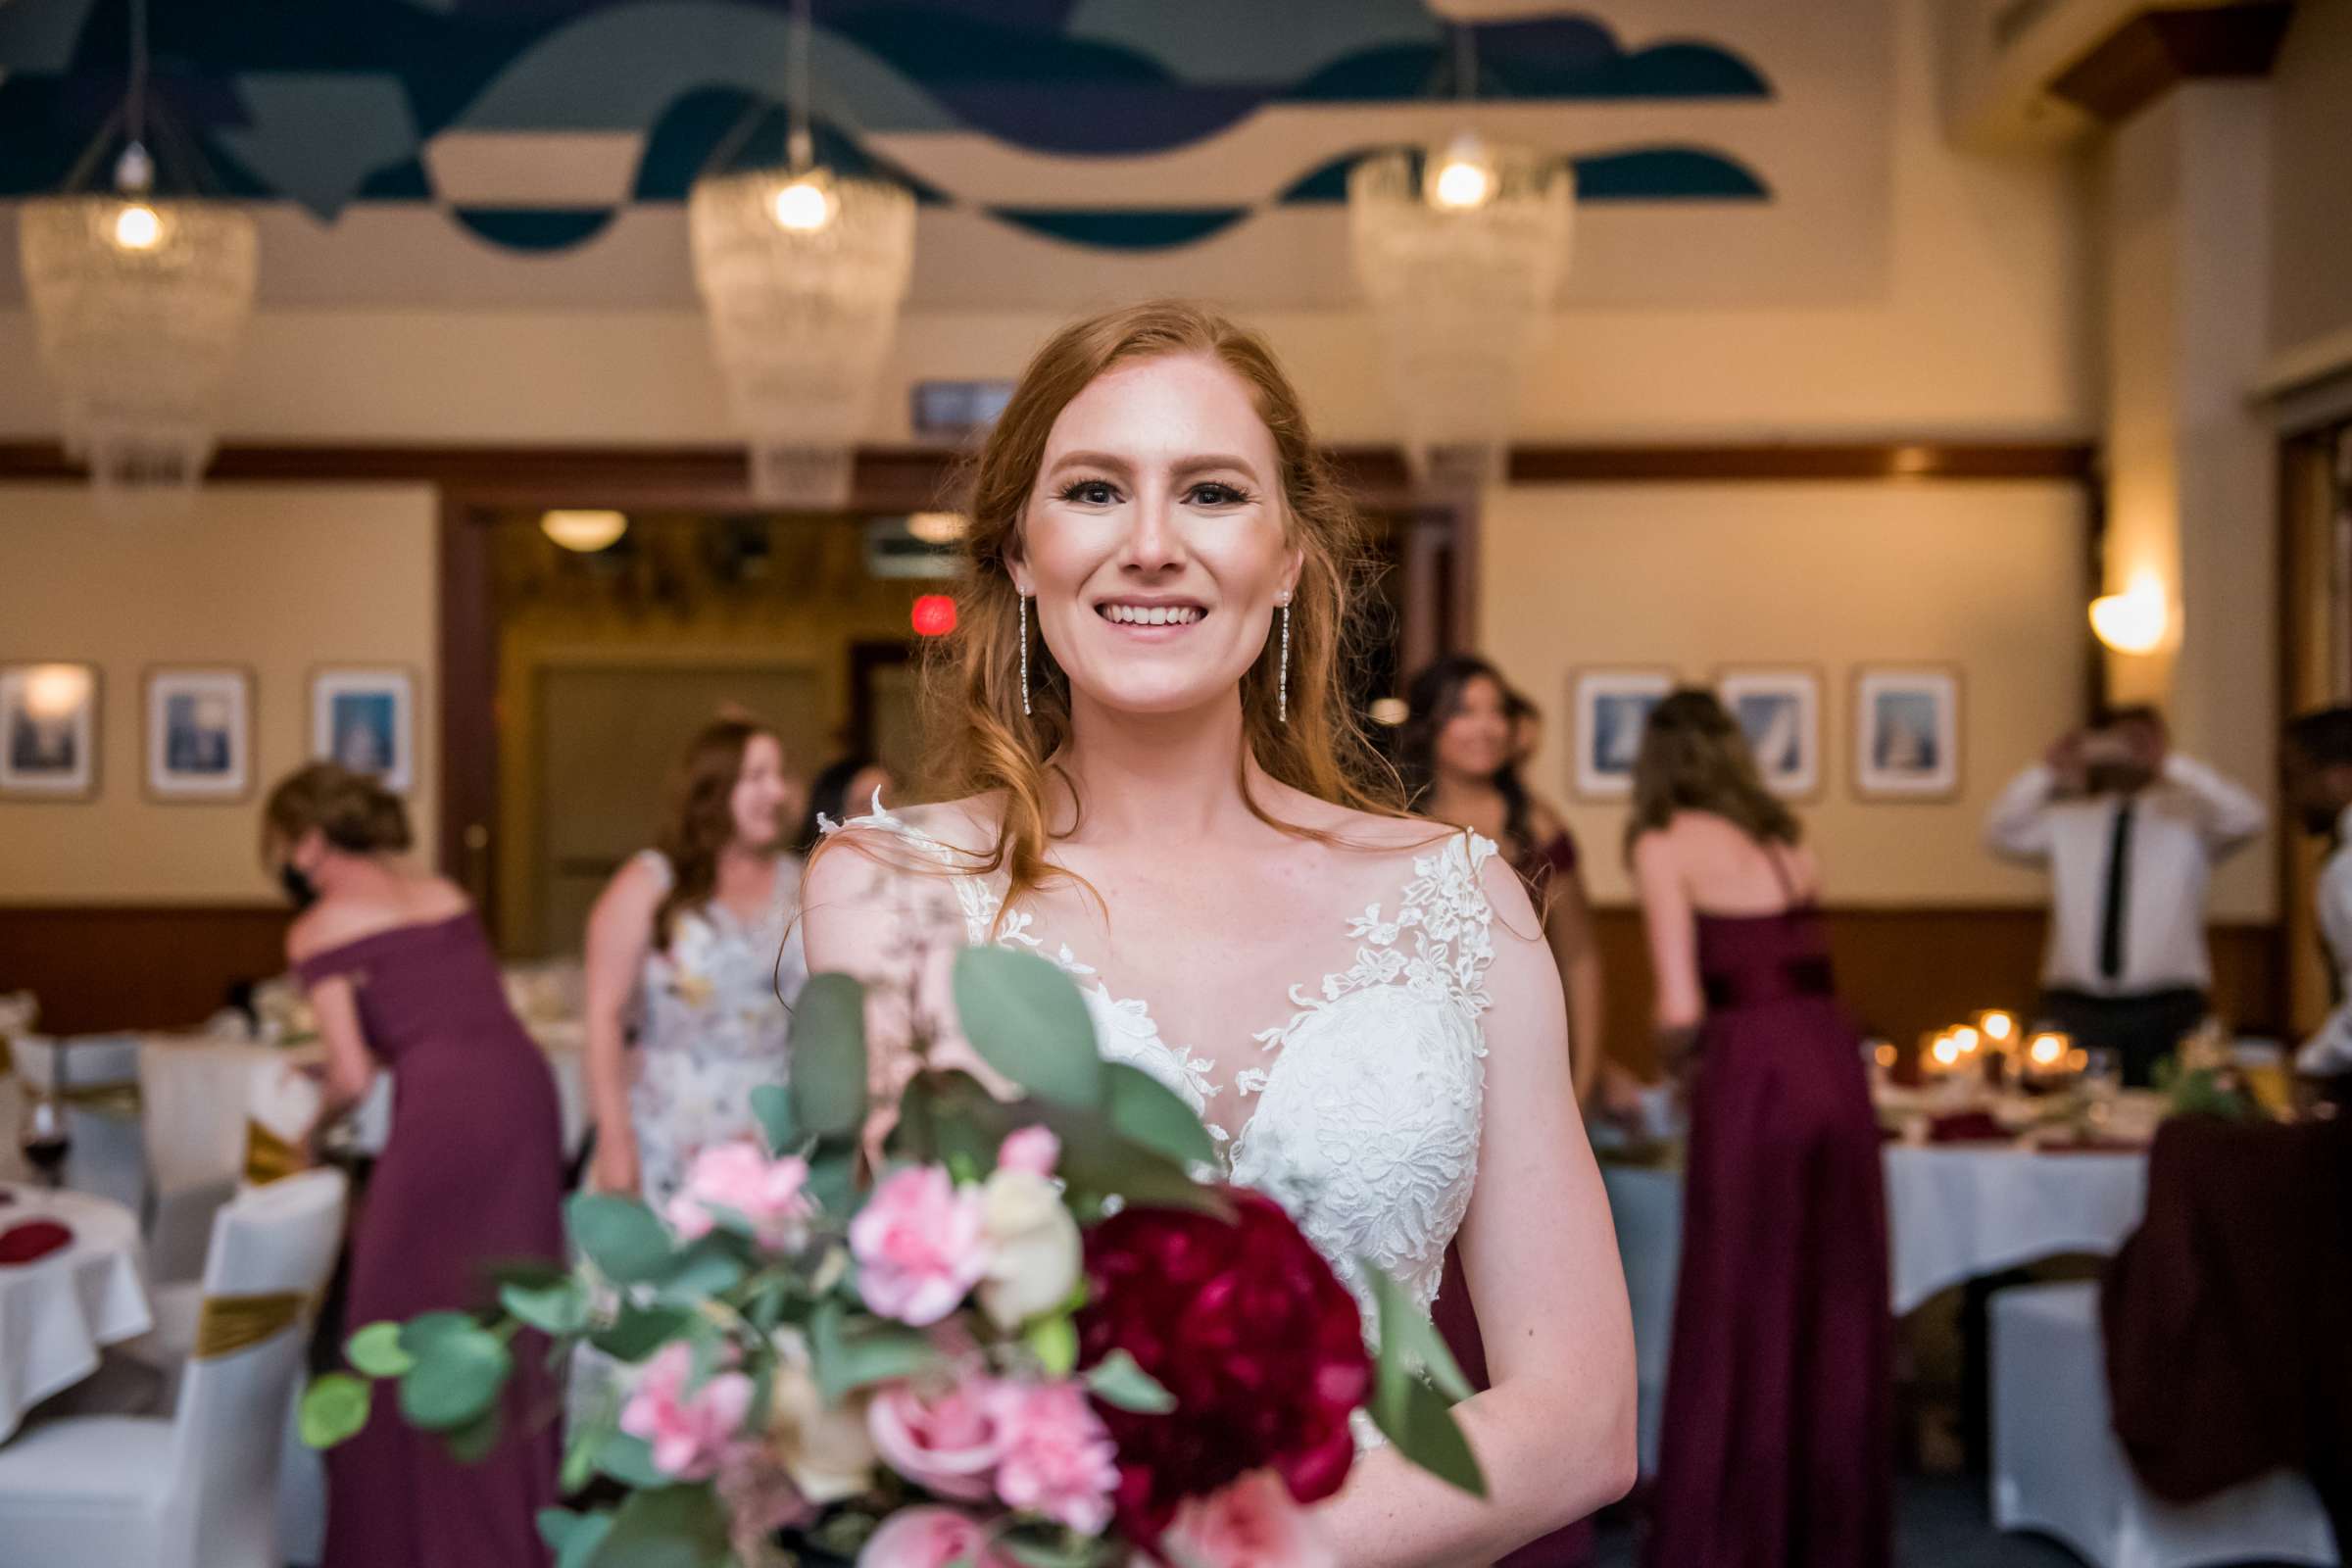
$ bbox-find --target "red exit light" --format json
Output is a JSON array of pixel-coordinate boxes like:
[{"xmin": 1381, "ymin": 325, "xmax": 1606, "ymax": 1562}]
[{"xmin": 911, "ymin": 595, "xmax": 957, "ymax": 637}]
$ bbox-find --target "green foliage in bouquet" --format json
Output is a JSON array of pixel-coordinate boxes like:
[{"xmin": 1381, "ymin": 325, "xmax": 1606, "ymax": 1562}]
[{"xmin": 299, "ymin": 947, "xmax": 1484, "ymax": 1568}]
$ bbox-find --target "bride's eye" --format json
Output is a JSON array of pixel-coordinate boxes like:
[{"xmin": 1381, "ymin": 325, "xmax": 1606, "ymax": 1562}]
[
  {"xmin": 1186, "ymin": 481, "xmax": 1254, "ymax": 508},
  {"xmin": 1056, "ymin": 479, "xmax": 1121, "ymax": 507}
]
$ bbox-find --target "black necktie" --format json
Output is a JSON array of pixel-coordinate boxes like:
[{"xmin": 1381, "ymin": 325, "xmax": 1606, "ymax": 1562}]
[{"xmin": 2098, "ymin": 800, "xmax": 2135, "ymax": 982}]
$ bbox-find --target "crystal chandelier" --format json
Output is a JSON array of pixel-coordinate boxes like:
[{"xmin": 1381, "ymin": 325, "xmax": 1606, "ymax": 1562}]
[
  {"xmin": 18, "ymin": 0, "xmax": 257, "ymax": 507},
  {"xmin": 1348, "ymin": 30, "xmax": 1573, "ymax": 488},
  {"xmin": 688, "ymin": 0, "xmax": 915, "ymax": 507}
]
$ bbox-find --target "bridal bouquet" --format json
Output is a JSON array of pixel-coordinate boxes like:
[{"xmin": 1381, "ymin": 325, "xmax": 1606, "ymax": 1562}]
[{"xmin": 302, "ymin": 948, "xmax": 1483, "ymax": 1567}]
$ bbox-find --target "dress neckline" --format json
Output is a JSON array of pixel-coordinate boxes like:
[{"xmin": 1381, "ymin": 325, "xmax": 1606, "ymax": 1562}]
[
  {"xmin": 841, "ymin": 806, "xmax": 1499, "ymax": 1158},
  {"xmin": 298, "ymin": 907, "xmax": 475, "ymax": 970}
]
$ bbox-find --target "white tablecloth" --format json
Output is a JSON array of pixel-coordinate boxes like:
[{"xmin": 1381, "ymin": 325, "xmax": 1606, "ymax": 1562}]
[
  {"xmin": 1883, "ymin": 1146, "xmax": 2148, "ymax": 1314},
  {"xmin": 0, "ymin": 1187, "xmax": 152, "ymax": 1441}
]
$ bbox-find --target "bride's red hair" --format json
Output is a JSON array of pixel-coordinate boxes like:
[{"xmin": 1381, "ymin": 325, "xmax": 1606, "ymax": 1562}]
[{"xmin": 919, "ymin": 299, "xmax": 1404, "ymax": 920}]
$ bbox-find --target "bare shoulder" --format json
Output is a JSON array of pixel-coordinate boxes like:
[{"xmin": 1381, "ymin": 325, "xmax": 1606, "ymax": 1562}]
[
  {"xmin": 285, "ymin": 898, "xmax": 380, "ymax": 967},
  {"xmin": 413, "ymin": 875, "xmax": 473, "ymax": 920}
]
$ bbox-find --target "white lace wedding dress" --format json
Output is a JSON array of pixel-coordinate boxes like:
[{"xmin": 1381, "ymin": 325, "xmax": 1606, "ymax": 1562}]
[{"xmin": 844, "ymin": 808, "xmax": 1499, "ymax": 1333}]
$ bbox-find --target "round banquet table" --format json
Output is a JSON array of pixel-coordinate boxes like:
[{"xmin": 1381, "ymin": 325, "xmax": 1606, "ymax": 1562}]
[
  {"xmin": 1882, "ymin": 1144, "xmax": 2149, "ymax": 1315},
  {"xmin": 0, "ymin": 1186, "xmax": 153, "ymax": 1442}
]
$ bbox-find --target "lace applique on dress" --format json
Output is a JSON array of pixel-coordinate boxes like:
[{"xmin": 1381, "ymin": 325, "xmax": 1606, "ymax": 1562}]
[{"xmin": 826, "ymin": 806, "xmax": 1226, "ymax": 1140}]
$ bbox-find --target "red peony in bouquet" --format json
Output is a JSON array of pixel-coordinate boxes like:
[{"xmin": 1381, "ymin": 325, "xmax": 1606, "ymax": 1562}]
[{"xmin": 302, "ymin": 948, "xmax": 1481, "ymax": 1568}]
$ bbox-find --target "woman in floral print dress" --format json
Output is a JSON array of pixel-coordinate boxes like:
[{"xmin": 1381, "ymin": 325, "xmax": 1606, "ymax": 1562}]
[{"xmin": 581, "ymin": 715, "xmax": 808, "ymax": 1203}]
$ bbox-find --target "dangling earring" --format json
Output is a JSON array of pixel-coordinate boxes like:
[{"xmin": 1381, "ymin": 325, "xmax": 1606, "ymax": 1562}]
[
  {"xmin": 1017, "ymin": 591, "xmax": 1033, "ymax": 717},
  {"xmin": 1277, "ymin": 592, "xmax": 1292, "ymax": 726}
]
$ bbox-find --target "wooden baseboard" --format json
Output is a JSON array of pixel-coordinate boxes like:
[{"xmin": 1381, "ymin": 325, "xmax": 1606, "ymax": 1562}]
[
  {"xmin": 1592, "ymin": 906, "xmax": 2281, "ymax": 1075},
  {"xmin": 0, "ymin": 905, "xmax": 289, "ymax": 1036}
]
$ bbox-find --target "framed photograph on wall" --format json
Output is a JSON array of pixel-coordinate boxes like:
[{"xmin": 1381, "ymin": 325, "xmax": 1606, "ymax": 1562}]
[
  {"xmin": 1854, "ymin": 665, "xmax": 1962, "ymax": 801},
  {"xmin": 1571, "ymin": 667, "xmax": 1676, "ymax": 800},
  {"xmin": 145, "ymin": 666, "xmax": 253, "ymax": 803},
  {"xmin": 1716, "ymin": 667, "xmax": 1822, "ymax": 800},
  {"xmin": 311, "ymin": 666, "xmax": 415, "ymax": 794},
  {"xmin": 0, "ymin": 662, "xmax": 101, "ymax": 801}
]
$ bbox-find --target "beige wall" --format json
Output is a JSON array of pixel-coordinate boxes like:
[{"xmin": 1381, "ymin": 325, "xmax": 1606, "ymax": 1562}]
[
  {"xmin": 1480, "ymin": 479, "xmax": 2096, "ymax": 908},
  {"xmin": 0, "ymin": 484, "xmax": 438, "ymax": 904}
]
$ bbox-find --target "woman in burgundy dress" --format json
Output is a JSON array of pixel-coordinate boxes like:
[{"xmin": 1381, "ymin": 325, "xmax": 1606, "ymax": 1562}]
[
  {"xmin": 1629, "ymin": 692, "xmax": 1890, "ymax": 1568},
  {"xmin": 267, "ymin": 763, "xmax": 564, "ymax": 1568},
  {"xmin": 1401, "ymin": 656, "xmax": 1607, "ymax": 1567}
]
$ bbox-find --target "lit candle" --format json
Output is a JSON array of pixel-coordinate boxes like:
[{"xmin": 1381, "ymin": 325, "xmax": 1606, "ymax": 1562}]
[{"xmin": 1978, "ymin": 1010, "xmax": 2017, "ymax": 1046}]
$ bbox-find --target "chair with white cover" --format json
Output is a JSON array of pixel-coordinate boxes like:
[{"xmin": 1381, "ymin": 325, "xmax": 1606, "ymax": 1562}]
[
  {"xmin": 1991, "ymin": 1281, "xmax": 2340, "ymax": 1568},
  {"xmin": 138, "ymin": 1038, "xmax": 271, "ymax": 1284},
  {"xmin": 0, "ymin": 1168, "xmax": 347, "ymax": 1568}
]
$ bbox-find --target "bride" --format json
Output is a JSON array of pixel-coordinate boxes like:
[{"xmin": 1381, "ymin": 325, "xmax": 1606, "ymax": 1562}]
[{"xmin": 805, "ymin": 301, "xmax": 1635, "ymax": 1565}]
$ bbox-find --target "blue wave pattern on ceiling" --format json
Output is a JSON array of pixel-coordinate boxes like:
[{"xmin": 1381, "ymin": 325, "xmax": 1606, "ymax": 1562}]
[{"xmin": 0, "ymin": 0, "xmax": 1776, "ymax": 253}]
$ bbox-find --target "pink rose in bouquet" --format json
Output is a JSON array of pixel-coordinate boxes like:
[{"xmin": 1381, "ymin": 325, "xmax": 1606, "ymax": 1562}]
[
  {"xmin": 988, "ymin": 1378, "xmax": 1121, "ymax": 1534},
  {"xmin": 620, "ymin": 1344, "xmax": 755, "ymax": 1482},
  {"xmin": 663, "ymin": 1140, "xmax": 814, "ymax": 1250},
  {"xmin": 867, "ymin": 1370, "xmax": 1005, "ymax": 1502},
  {"xmin": 857, "ymin": 1506, "xmax": 1015, "ymax": 1568},
  {"xmin": 851, "ymin": 1165, "xmax": 989, "ymax": 1326},
  {"xmin": 1162, "ymin": 1470, "xmax": 1340, "ymax": 1568}
]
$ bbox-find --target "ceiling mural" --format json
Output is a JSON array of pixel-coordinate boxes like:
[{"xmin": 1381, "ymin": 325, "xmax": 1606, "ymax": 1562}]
[{"xmin": 0, "ymin": 0, "xmax": 1892, "ymax": 309}]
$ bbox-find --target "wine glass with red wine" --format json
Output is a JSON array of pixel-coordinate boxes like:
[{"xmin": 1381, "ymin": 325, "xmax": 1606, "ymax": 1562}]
[{"xmin": 18, "ymin": 1092, "xmax": 69, "ymax": 1191}]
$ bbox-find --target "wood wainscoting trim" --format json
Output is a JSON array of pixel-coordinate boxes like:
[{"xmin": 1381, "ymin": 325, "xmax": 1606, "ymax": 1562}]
[
  {"xmin": 1591, "ymin": 905, "xmax": 2282, "ymax": 1076},
  {"xmin": 0, "ymin": 905, "xmax": 290, "ymax": 1036}
]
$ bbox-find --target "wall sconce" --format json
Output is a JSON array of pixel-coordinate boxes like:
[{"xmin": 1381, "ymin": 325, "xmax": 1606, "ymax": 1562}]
[
  {"xmin": 2089, "ymin": 570, "xmax": 2169, "ymax": 655},
  {"xmin": 541, "ymin": 510, "xmax": 628, "ymax": 553}
]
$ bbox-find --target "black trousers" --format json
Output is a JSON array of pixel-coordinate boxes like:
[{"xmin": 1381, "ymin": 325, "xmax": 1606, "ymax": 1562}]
[{"xmin": 2035, "ymin": 987, "xmax": 2209, "ymax": 1089}]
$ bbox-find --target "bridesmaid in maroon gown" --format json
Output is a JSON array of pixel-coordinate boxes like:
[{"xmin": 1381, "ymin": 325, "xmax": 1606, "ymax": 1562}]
[
  {"xmin": 1402, "ymin": 657, "xmax": 1609, "ymax": 1565},
  {"xmin": 1627, "ymin": 693, "xmax": 1891, "ymax": 1568},
  {"xmin": 267, "ymin": 763, "xmax": 564, "ymax": 1568}
]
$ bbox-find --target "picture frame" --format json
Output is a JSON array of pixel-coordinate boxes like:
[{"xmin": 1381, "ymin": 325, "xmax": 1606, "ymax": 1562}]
[
  {"xmin": 145, "ymin": 665, "xmax": 254, "ymax": 803},
  {"xmin": 1853, "ymin": 665, "xmax": 1963, "ymax": 801},
  {"xmin": 1571, "ymin": 666, "xmax": 1676, "ymax": 800},
  {"xmin": 0, "ymin": 662, "xmax": 101, "ymax": 801},
  {"xmin": 311, "ymin": 666, "xmax": 415, "ymax": 794},
  {"xmin": 1715, "ymin": 666, "xmax": 1823, "ymax": 800}
]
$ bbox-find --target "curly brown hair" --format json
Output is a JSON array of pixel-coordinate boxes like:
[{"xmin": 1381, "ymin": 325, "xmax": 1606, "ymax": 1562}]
[
  {"xmin": 1626, "ymin": 688, "xmax": 1800, "ymax": 857},
  {"xmin": 653, "ymin": 716, "xmax": 782, "ymax": 951},
  {"xmin": 261, "ymin": 762, "xmax": 412, "ymax": 859}
]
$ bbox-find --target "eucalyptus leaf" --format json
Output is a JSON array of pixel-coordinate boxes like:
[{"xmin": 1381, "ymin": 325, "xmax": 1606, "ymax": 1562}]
[
  {"xmin": 562, "ymin": 1392, "xmax": 613, "ymax": 1494},
  {"xmin": 539, "ymin": 1509, "xmax": 616, "ymax": 1568},
  {"xmin": 298, "ymin": 1372, "xmax": 373, "ymax": 1449},
  {"xmin": 398, "ymin": 1311, "xmax": 478, "ymax": 1357},
  {"xmin": 346, "ymin": 1321, "xmax": 415, "ymax": 1379},
  {"xmin": 398, "ymin": 1323, "xmax": 513, "ymax": 1432},
  {"xmin": 1371, "ymin": 1368, "xmax": 1488, "ymax": 1497},
  {"xmin": 500, "ymin": 1278, "xmax": 590, "ymax": 1338},
  {"xmin": 1369, "ymin": 1268, "xmax": 1473, "ymax": 1403},
  {"xmin": 808, "ymin": 1299, "xmax": 944, "ymax": 1403},
  {"xmin": 446, "ymin": 1402, "xmax": 505, "ymax": 1463},
  {"xmin": 952, "ymin": 947, "xmax": 1105, "ymax": 1108},
  {"xmin": 567, "ymin": 1194, "xmax": 677, "ymax": 1286},
  {"xmin": 750, "ymin": 1082, "xmax": 800, "ymax": 1154},
  {"xmin": 1102, "ymin": 1061, "xmax": 1216, "ymax": 1168},
  {"xmin": 1084, "ymin": 1348, "xmax": 1176, "ymax": 1414},
  {"xmin": 596, "ymin": 1432, "xmax": 670, "ymax": 1490},
  {"xmin": 589, "ymin": 1483, "xmax": 734, "ymax": 1568},
  {"xmin": 1025, "ymin": 1314, "xmax": 1079, "ymax": 1378},
  {"xmin": 788, "ymin": 973, "xmax": 870, "ymax": 1140},
  {"xmin": 653, "ymin": 1241, "xmax": 747, "ymax": 1304},
  {"xmin": 805, "ymin": 1143, "xmax": 858, "ymax": 1219},
  {"xmin": 592, "ymin": 1303, "xmax": 700, "ymax": 1363}
]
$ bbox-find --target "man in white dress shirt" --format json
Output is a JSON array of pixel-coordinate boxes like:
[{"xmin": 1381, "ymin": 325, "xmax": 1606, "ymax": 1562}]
[
  {"xmin": 2282, "ymin": 705, "xmax": 2352, "ymax": 1095},
  {"xmin": 1985, "ymin": 707, "xmax": 2267, "ymax": 1086}
]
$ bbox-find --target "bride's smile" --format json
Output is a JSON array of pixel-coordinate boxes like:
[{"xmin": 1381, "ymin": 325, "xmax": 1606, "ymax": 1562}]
[{"xmin": 1011, "ymin": 351, "xmax": 1299, "ymax": 720}]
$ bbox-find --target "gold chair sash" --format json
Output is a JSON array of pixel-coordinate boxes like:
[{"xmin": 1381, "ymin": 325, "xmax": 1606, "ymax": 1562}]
[
  {"xmin": 244, "ymin": 1119, "xmax": 306, "ymax": 1186},
  {"xmin": 194, "ymin": 1291, "xmax": 312, "ymax": 1360},
  {"xmin": 56, "ymin": 1081, "xmax": 141, "ymax": 1116}
]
